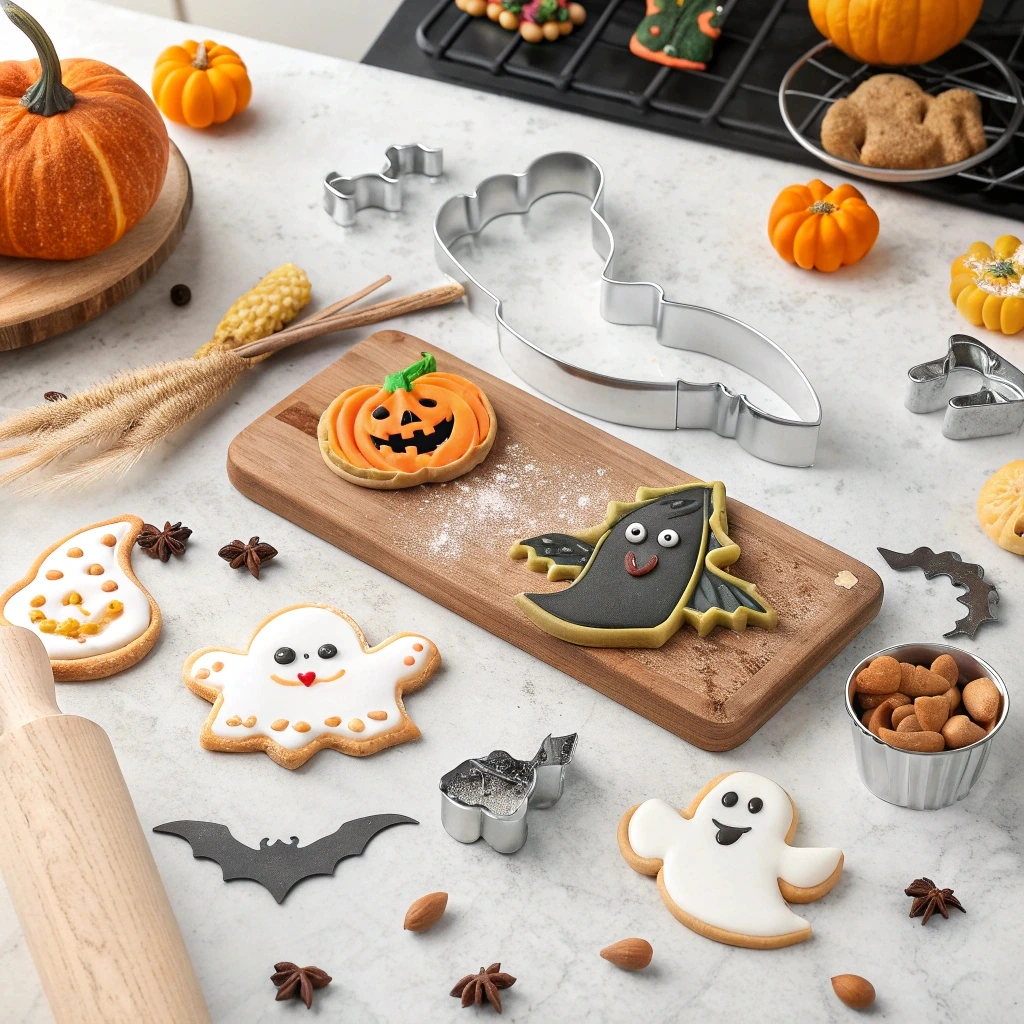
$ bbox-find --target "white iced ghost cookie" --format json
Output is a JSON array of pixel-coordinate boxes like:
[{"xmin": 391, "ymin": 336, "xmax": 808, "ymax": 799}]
[
  {"xmin": 184, "ymin": 604, "xmax": 441, "ymax": 769},
  {"xmin": 0, "ymin": 515, "xmax": 161, "ymax": 681},
  {"xmin": 618, "ymin": 772, "xmax": 843, "ymax": 949}
]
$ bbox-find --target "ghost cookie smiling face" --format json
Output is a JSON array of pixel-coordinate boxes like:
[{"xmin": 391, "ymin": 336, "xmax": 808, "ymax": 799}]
[
  {"xmin": 618, "ymin": 772, "xmax": 844, "ymax": 949},
  {"xmin": 184, "ymin": 604, "xmax": 441, "ymax": 769}
]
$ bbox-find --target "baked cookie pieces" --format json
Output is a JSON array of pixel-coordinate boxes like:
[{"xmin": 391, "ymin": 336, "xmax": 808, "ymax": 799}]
[{"xmin": 0, "ymin": 515, "xmax": 161, "ymax": 681}]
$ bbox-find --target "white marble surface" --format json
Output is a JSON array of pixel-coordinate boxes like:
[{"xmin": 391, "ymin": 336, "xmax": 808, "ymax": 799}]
[{"xmin": 1, "ymin": 2, "xmax": 1022, "ymax": 1021}]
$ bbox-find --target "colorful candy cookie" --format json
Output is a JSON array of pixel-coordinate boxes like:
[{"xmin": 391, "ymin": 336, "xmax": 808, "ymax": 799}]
[
  {"xmin": 184, "ymin": 604, "xmax": 441, "ymax": 769},
  {"xmin": 619, "ymin": 772, "xmax": 844, "ymax": 949},
  {"xmin": 0, "ymin": 515, "xmax": 161, "ymax": 681},
  {"xmin": 509, "ymin": 482, "xmax": 777, "ymax": 648},
  {"xmin": 318, "ymin": 352, "xmax": 497, "ymax": 490},
  {"xmin": 630, "ymin": 0, "xmax": 722, "ymax": 71},
  {"xmin": 455, "ymin": 1, "xmax": 587, "ymax": 43}
]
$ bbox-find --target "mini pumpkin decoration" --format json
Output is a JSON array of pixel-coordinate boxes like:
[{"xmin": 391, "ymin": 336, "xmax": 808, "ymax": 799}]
[
  {"xmin": 949, "ymin": 235, "xmax": 1024, "ymax": 336},
  {"xmin": 318, "ymin": 352, "xmax": 498, "ymax": 490},
  {"xmin": 977, "ymin": 461, "xmax": 1024, "ymax": 556},
  {"xmin": 152, "ymin": 39, "xmax": 251, "ymax": 128},
  {"xmin": 768, "ymin": 178, "xmax": 879, "ymax": 272},
  {"xmin": 808, "ymin": 0, "xmax": 983, "ymax": 66},
  {"xmin": 0, "ymin": 2, "xmax": 169, "ymax": 260}
]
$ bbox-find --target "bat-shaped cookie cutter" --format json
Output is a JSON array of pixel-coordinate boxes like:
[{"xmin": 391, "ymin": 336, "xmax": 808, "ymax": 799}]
[
  {"xmin": 440, "ymin": 733, "xmax": 577, "ymax": 854},
  {"xmin": 324, "ymin": 143, "xmax": 443, "ymax": 227},
  {"xmin": 433, "ymin": 152, "xmax": 821, "ymax": 467},
  {"xmin": 877, "ymin": 546, "xmax": 999, "ymax": 639},
  {"xmin": 154, "ymin": 814, "xmax": 417, "ymax": 903},
  {"xmin": 905, "ymin": 334, "xmax": 1024, "ymax": 439}
]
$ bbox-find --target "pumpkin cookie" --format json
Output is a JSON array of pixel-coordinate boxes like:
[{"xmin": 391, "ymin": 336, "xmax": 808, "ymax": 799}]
[
  {"xmin": 949, "ymin": 235, "xmax": 1024, "ymax": 335},
  {"xmin": 318, "ymin": 351, "xmax": 497, "ymax": 489},
  {"xmin": 977, "ymin": 461, "xmax": 1024, "ymax": 555},
  {"xmin": 821, "ymin": 74, "xmax": 986, "ymax": 170},
  {"xmin": 629, "ymin": 0, "xmax": 722, "ymax": 71}
]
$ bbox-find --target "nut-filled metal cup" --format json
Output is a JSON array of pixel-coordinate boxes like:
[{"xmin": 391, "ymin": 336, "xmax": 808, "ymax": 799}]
[{"xmin": 846, "ymin": 643, "xmax": 1008, "ymax": 810}]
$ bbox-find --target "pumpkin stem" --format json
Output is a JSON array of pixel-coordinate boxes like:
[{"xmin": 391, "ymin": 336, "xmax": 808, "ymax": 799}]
[
  {"xmin": 191, "ymin": 40, "xmax": 209, "ymax": 70},
  {"xmin": 2, "ymin": 2, "xmax": 75, "ymax": 116},
  {"xmin": 808, "ymin": 200, "xmax": 837, "ymax": 215},
  {"xmin": 384, "ymin": 352, "xmax": 437, "ymax": 392}
]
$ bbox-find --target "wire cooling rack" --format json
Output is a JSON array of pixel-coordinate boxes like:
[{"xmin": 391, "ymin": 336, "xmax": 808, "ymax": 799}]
[{"xmin": 363, "ymin": 0, "xmax": 1024, "ymax": 216}]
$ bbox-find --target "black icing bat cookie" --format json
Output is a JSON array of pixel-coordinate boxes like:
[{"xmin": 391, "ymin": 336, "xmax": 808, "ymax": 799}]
[
  {"xmin": 154, "ymin": 814, "xmax": 417, "ymax": 903},
  {"xmin": 509, "ymin": 482, "xmax": 778, "ymax": 648}
]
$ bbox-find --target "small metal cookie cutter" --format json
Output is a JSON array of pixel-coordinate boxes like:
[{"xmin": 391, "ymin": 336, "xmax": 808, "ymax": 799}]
[
  {"xmin": 433, "ymin": 152, "xmax": 821, "ymax": 467},
  {"xmin": 439, "ymin": 733, "xmax": 577, "ymax": 854},
  {"xmin": 905, "ymin": 334, "xmax": 1024, "ymax": 439},
  {"xmin": 324, "ymin": 143, "xmax": 443, "ymax": 226}
]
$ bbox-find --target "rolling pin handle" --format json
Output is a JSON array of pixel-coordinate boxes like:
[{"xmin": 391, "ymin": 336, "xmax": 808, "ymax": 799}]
[{"xmin": 0, "ymin": 624, "xmax": 61, "ymax": 737}]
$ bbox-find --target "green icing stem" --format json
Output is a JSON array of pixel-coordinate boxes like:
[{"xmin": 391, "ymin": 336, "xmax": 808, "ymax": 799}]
[{"xmin": 383, "ymin": 352, "xmax": 436, "ymax": 392}]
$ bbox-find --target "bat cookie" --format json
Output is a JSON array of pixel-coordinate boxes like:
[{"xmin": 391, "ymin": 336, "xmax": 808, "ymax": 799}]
[
  {"xmin": 184, "ymin": 604, "xmax": 441, "ymax": 768},
  {"xmin": 618, "ymin": 772, "xmax": 844, "ymax": 949},
  {"xmin": 0, "ymin": 515, "xmax": 161, "ymax": 680},
  {"xmin": 510, "ymin": 482, "xmax": 777, "ymax": 648}
]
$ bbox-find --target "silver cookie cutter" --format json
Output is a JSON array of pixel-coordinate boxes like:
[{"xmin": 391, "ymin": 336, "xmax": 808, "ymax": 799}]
[
  {"xmin": 433, "ymin": 152, "xmax": 821, "ymax": 467},
  {"xmin": 905, "ymin": 333, "xmax": 1024, "ymax": 439},
  {"xmin": 439, "ymin": 733, "xmax": 577, "ymax": 854},
  {"xmin": 324, "ymin": 143, "xmax": 443, "ymax": 226}
]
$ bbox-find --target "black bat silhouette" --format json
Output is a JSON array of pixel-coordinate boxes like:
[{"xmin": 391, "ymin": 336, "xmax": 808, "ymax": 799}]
[{"xmin": 154, "ymin": 814, "xmax": 417, "ymax": 903}]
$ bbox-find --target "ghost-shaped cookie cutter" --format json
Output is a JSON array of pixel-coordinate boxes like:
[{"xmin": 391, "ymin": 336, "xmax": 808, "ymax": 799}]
[
  {"xmin": 439, "ymin": 733, "xmax": 577, "ymax": 853},
  {"xmin": 433, "ymin": 152, "xmax": 821, "ymax": 467}
]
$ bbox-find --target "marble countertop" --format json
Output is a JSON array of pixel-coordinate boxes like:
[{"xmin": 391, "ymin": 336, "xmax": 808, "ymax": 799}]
[{"xmin": 1, "ymin": 2, "xmax": 1021, "ymax": 1021}]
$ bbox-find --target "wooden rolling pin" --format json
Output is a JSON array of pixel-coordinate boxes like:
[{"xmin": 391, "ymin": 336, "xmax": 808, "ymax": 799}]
[{"xmin": 0, "ymin": 624, "xmax": 211, "ymax": 1023}]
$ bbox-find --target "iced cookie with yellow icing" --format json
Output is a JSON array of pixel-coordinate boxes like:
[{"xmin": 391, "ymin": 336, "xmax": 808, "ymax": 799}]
[
  {"xmin": 184, "ymin": 604, "xmax": 441, "ymax": 769},
  {"xmin": 0, "ymin": 515, "xmax": 161, "ymax": 681}
]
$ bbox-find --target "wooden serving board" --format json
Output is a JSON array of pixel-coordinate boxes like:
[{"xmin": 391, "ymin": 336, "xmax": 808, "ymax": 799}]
[
  {"xmin": 0, "ymin": 143, "xmax": 192, "ymax": 352},
  {"xmin": 228, "ymin": 330, "xmax": 883, "ymax": 751}
]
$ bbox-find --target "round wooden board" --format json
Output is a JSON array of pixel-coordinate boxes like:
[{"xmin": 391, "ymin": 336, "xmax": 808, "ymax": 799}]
[{"xmin": 0, "ymin": 142, "xmax": 193, "ymax": 352}]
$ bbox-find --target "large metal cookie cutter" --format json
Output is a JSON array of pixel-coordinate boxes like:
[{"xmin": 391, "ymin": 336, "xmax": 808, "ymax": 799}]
[
  {"xmin": 324, "ymin": 143, "xmax": 443, "ymax": 226},
  {"xmin": 905, "ymin": 334, "xmax": 1024, "ymax": 439},
  {"xmin": 433, "ymin": 152, "xmax": 821, "ymax": 467},
  {"xmin": 439, "ymin": 733, "xmax": 577, "ymax": 854}
]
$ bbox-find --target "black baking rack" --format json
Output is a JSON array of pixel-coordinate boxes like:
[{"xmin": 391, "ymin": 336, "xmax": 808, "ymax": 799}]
[{"xmin": 364, "ymin": 0, "xmax": 1024, "ymax": 219}]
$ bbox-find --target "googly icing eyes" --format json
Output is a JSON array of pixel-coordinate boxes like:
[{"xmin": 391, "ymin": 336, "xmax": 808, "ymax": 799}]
[
  {"xmin": 721, "ymin": 791, "xmax": 738, "ymax": 807},
  {"xmin": 748, "ymin": 797, "xmax": 763, "ymax": 814},
  {"xmin": 274, "ymin": 647, "xmax": 296, "ymax": 665},
  {"xmin": 318, "ymin": 644, "xmax": 338, "ymax": 659},
  {"xmin": 657, "ymin": 529, "xmax": 680, "ymax": 548},
  {"xmin": 624, "ymin": 522, "xmax": 647, "ymax": 543},
  {"xmin": 371, "ymin": 406, "xmax": 389, "ymax": 420}
]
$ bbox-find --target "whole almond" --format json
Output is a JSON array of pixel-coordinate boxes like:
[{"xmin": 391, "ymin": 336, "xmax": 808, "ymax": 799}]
[
  {"xmin": 868, "ymin": 695, "xmax": 909, "ymax": 736},
  {"xmin": 896, "ymin": 714, "xmax": 922, "ymax": 733},
  {"xmin": 945, "ymin": 685, "xmax": 961, "ymax": 714},
  {"xmin": 942, "ymin": 715, "xmax": 986, "ymax": 750},
  {"xmin": 856, "ymin": 656, "xmax": 901, "ymax": 694},
  {"xmin": 600, "ymin": 938, "xmax": 653, "ymax": 971},
  {"xmin": 915, "ymin": 694, "xmax": 950, "ymax": 733},
  {"xmin": 900, "ymin": 665, "xmax": 951, "ymax": 698},
  {"xmin": 857, "ymin": 690, "xmax": 899, "ymax": 710},
  {"xmin": 962, "ymin": 678, "xmax": 1000, "ymax": 724},
  {"xmin": 831, "ymin": 974, "xmax": 875, "ymax": 1010},
  {"xmin": 404, "ymin": 891, "xmax": 448, "ymax": 932},
  {"xmin": 930, "ymin": 654, "xmax": 960, "ymax": 686},
  {"xmin": 891, "ymin": 704, "xmax": 918, "ymax": 728},
  {"xmin": 879, "ymin": 727, "xmax": 944, "ymax": 752}
]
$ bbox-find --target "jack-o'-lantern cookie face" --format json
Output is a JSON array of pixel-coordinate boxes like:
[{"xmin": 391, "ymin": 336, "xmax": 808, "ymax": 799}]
[
  {"xmin": 184, "ymin": 604, "xmax": 441, "ymax": 769},
  {"xmin": 318, "ymin": 351, "xmax": 497, "ymax": 489}
]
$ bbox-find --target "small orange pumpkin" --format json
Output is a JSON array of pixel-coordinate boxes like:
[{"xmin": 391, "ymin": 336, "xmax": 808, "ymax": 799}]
[
  {"xmin": 0, "ymin": 2, "xmax": 169, "ymax": 260},
  {"xmin": 152, "ymin": 39, "xmax": 251, "ymax": 128},
  {"xmin": 768, "ymin": 178, "xmax": 879, "ymax": 272},
  {"xmin": 318, "ymin": 352, "xmax": 497, "ymax": 489}
]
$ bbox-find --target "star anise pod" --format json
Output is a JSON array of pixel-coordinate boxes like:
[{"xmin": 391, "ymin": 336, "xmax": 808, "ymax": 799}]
[
  {"xmin": 270, "ymin": 962, "xmax": 331, "ymax": 1009},
  {"xmin": 218, "ymin": 536, "xmax": 278, "ymax": 579},
  {"xmin": 905, "ymin": 877, "xmax": 966, "ymax": 926},
  {"xmin": 451, "ymin": 963, "xmax": 516, "ymax": 1014},
  {"xmin": 138, "ymin": 521, "xmax": 192, "ymax": 562}
]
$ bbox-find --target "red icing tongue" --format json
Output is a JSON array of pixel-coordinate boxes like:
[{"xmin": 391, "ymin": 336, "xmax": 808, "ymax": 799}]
[
  {"xmin": 625, "ymin": 550, "xmax": 658, "ymax": 577},
  {"xmin": 298, "ymin": 671, "xmax": 316, "ymax": 686}
]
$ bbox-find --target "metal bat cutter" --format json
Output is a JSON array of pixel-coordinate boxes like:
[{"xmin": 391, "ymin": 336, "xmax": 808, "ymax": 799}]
[{"xmin": 433, "ymin": 152, "xmax": 822, "ymax": 467}]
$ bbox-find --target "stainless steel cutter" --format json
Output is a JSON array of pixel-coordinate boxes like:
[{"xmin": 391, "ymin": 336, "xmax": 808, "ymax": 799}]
[{"xmin": 433, "ymin": 152, "xmax": 822, "ymax": 467}]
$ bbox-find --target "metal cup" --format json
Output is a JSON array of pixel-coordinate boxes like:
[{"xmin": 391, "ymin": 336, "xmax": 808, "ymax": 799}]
[{"xmin": 846, "ymin": 643, "xmax": 1009, "ymax": 810}]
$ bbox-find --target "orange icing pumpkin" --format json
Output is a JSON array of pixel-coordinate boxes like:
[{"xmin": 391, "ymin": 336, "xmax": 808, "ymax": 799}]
[{"xmin": 318, "ymin": 352, "xmax": 497, "ymax": 489}]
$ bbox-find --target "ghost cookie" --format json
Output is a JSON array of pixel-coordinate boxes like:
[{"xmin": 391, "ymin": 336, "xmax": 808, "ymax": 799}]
[
  {"xmin": 510, "ymin": 482, "xmax": 777, "ymax": 648},
  {"xmin": 618, "ymin": 772, "xmax": 843, "ymax": 949},
  {"xmin": 0, "ymin": 515, "xmax": 161, "ymax": 681},
  {"xmin": 184, "ymin": 604, "xmax": 441, "ymax": 769}
]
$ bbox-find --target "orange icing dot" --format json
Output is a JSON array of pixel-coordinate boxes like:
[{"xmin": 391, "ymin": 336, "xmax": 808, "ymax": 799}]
[
  {"xmin": 412, "ymin": 642, "xmax": 424, "ymax": 651},
  {"xmin": 45, "ymin": 570, "xmax": 63, "ymax": 580},
  {"xmin": 87, "ymin": 564, "xmax": 104, "ymax": 575},
  {"xmin": 67, "ymin": 547, "xmax": 83, "ymax": 558},
  {"xmin": 30, "ymin": 595, "xmax": 46, "ymax": 608},
  {"xmin": 403, "ymin": 656, "xmax": 415, "ymax": 666},
  {"xmin": 195, "ymin": 668, "xmax": 210, "ymax": 680},
  {"xmin": 225, "ymin": 716, "xmax": 242, "ymax": 727},
  {"xmin": 100, "ymin": 534, "xmax": 117, "ymax": 546},
  {"xmin": 293, "ymin": 722, "xmax": 311, "ymax": 733},
  {"xmin": 367, "ymin": 710, "xmax": 388, "ymax": 721},
  {"xmin": 324, "ymin": 716, "xmax": 342, "ymax": 727},
  {"xmin": 102, "ymin": 581, "xmax": 118, "ymax": 592},
  {"xmin": 38, "ymin": 620, "xmax": 57, "ymax": 633},
  {"xmin": 348, "ymin": 718, "xmax": 365, "ymax": 733},
  {"xmin": 29, "ymin": 610, "xmax": 45, "ymax": 622},
  {"xmin": 271, "ymin": 719, "xmax": 289, "ymax": 731},
  {"xmin": 212, "ymin": 661, "xmax": 224, "ymax": 672},
  {"xmin": 243, "ymin": 716, "xmax": 257, "ymax": 728}
]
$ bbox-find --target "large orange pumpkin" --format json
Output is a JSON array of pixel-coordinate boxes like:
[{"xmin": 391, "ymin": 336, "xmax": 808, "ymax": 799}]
[
  {"xmin": 0, "ymin": 3, "xmax": 169, "ymax": 260},
  {"xmin": 318, "ymin": 352, "xmax": 498, "ymax": 489}
]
